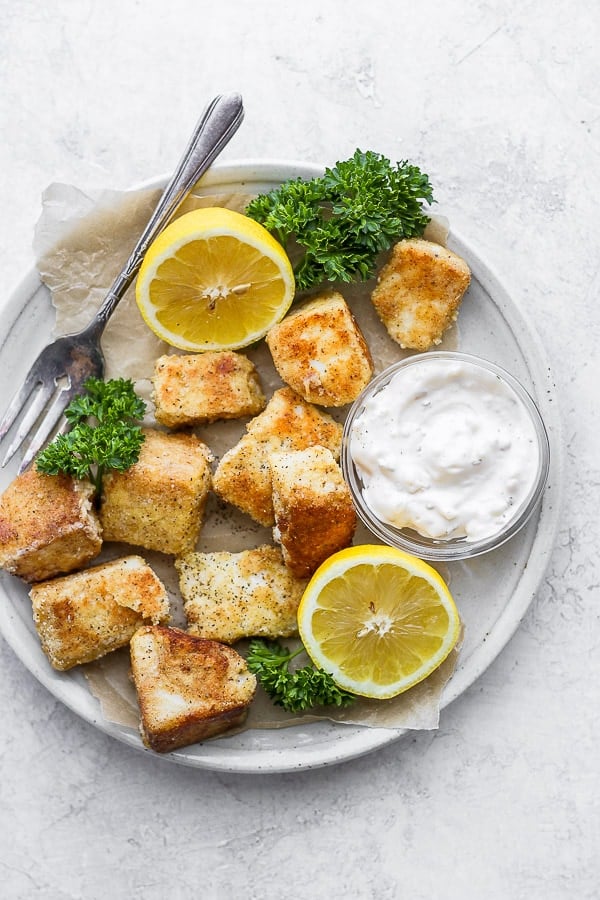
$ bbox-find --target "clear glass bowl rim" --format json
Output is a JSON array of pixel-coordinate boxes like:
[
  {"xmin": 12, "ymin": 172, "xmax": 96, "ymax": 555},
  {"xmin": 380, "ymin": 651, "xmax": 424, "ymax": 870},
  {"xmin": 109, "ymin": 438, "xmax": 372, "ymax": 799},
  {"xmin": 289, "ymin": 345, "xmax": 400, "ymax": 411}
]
[{"xmin": 341, "ymin": 350, "xmax": 551, "ymax": 562}]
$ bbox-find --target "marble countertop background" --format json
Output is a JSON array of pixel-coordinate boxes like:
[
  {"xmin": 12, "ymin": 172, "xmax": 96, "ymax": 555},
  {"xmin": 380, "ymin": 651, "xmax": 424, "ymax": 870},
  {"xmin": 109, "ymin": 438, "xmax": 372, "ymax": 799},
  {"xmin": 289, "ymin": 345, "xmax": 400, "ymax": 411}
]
[{"xmin": 0, "ymin": 1, "xmax": 598, "ymax": 897}]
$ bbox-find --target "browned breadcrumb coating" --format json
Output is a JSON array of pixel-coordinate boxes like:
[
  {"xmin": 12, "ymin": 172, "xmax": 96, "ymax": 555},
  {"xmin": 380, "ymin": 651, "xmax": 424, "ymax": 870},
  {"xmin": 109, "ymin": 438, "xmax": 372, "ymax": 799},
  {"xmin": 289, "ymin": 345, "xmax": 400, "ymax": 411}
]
[
  {"xmin": 152, "ymin": 350, "xmax": 266, "ymax": 428},
  {"xmin": 30, "ymin": 555, "xmax": 170, "ymax": 670},
  {"xmin": 266, "ymin": 291, "xmax": 373, "ymax": 406},
  {"xmin": 99, "ymin": 428, "xmax": 212, "ymax": 555},
  {"xmin": 0, "ymin": 468, "xmax": 102, "ymax": 583},
  {"xmin": 176, "ymin": 545, "xmax": 307, "ymax": 643},
  {"xmin": 270, "ymin": 447, "xmax": 357, "ymax": 577},
  {"xmin": 212, "ymin": 387, "xmax": 343, "ymax": 526},
  {"xmin": 130, "ymin": 625, "xmax": 256, "ymax": 751},
  {"xmin": 371, "ymin": 239, "xmax": 471, "ymax": 350}
]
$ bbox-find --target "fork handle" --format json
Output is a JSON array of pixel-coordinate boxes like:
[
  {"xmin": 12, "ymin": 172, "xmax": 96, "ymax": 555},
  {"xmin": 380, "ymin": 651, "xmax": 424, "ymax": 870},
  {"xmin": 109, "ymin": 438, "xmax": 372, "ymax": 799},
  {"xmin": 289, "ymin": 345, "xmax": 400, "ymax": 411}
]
[{"xmin": 88, "ymin": 93, "xmax": 244, "ymax": 333}]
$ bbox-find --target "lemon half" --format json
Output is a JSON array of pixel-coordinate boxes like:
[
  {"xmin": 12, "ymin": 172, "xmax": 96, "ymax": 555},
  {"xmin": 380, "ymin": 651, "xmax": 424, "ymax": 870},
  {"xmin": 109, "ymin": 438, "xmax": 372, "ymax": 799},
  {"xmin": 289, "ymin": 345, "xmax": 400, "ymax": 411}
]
[
  {"xmin": 135, "ymin": 207, "xmax": 295, "ymax": 351},
  {"xmin": 297, "ymin": 545, "xmax": 461, "ymax": 699}
]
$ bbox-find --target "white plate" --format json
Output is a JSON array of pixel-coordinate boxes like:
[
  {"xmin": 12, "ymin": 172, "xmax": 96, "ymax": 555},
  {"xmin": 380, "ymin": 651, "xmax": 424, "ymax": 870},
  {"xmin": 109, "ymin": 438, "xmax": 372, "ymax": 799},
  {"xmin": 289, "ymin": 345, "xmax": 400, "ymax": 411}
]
[{"xmin": 0, "ymin": 160, "xmax": 563, "ymax": 773}]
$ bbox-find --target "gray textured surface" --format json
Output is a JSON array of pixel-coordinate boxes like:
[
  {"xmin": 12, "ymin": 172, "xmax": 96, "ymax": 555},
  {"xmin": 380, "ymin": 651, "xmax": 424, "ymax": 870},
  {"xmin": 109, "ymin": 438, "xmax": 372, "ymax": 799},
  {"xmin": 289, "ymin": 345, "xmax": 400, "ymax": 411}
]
[{"xmin": 0, "ymin": 2, "xmax": 598, "ymax": 897}]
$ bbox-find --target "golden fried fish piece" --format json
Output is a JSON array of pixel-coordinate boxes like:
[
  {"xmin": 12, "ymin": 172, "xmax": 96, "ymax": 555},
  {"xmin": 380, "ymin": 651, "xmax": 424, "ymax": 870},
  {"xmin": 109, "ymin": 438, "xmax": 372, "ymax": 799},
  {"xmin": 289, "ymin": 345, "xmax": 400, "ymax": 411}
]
[
  {"xmin": 212, "ymin": 388, "xmax": 342, "ymax": 526},
  {"xmin": 152, "ymin": 350, "xmax": 265, "ymax": 428},
  {"xmin": 30, "ymin": 555, "xmax": 169, "ymax": 670},
  {"xmin": 270, "ymin": 446, "xmax": 356, "ymax": 577},
  {"xmin": 371, "ymin": 238, "xmax": 471, "ymax": 350},
  {"xmin": 100, "ymin": 428, "xmax": 212, "ymax": 555},
  {"xmin": 266, "ymin": 291, "xmax": 373, "ymax": 406},
  {"xmin": 0, "ymin": 469, "xmax": 102, "ymax": 583},
  {"xmin": 177, "ymin": 545, "xmax": 307, "ymax": 643},
  {"xmin": 130, "ymin": 625, "xmax": 256, "ymax": 752}
]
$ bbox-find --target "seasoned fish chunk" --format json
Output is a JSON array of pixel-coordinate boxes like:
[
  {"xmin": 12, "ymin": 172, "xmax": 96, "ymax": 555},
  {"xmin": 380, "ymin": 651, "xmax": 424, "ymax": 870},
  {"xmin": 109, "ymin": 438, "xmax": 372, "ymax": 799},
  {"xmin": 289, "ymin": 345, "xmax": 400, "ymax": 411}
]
[
  {"xmin": 30, "ymin": 555, "xmax": 169, "ymax": 670},
  {"xmin": 371, "ymin": 239, "xmax": 471, "ymax": 350},
  {"xmin": 213, "ymin": 387, "xmax": 343, "ymax": 526},
  {"xmin": 270, "ymin": 447, "xmax": 356, "ymax": 577},
  {"xmin": 266, "ymin": 291, "xmax": 373, "ymax": 406},
  {"xmin": 152, "ymin": 350, "xmax": 266, "ymax": 428},
  {"xmin": 99, "ymin": 428, "xmax": 212, "ymax": 555},
  {"xmin": 0, "ymin": 469, "xmax": 102, "ymax": 583},
  {"xmin": 176, "ymin": 545, "xmax": 307, "ymax": 643},
  {"xmin": 130, "ymin": 625, "xmax": 256, "ymax": 751}
]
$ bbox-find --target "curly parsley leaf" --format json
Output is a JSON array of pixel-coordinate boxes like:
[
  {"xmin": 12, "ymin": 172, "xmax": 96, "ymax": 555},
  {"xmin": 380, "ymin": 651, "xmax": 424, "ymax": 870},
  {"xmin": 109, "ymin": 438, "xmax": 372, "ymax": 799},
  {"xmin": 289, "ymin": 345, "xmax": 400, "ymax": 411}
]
[
  {"xmin": 246, "ymin": 639, "xmax": 356, "ymax": 713},
  {"xmin": 246, "ymin": 149, "xmax": 434, "ymax": 290},
  {"xmin": 36, "ymin": 377, "xmax": 146, "ymax": 494}
]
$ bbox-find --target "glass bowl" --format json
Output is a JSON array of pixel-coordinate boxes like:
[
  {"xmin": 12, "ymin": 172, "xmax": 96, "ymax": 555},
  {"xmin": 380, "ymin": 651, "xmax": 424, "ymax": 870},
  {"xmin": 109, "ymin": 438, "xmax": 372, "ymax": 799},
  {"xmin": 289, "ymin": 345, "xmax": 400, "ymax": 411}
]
[{"xmin": 341, "ymin": 351, "xmax": 551, "ymax": 562}]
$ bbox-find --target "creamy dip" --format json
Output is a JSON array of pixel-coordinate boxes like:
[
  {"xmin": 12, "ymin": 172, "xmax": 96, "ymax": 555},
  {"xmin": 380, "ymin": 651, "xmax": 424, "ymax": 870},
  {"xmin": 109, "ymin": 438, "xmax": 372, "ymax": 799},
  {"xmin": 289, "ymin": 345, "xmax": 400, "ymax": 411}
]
[{"xmin": 349, "ymin": 357, "xmax": 541, "ymax": 542}]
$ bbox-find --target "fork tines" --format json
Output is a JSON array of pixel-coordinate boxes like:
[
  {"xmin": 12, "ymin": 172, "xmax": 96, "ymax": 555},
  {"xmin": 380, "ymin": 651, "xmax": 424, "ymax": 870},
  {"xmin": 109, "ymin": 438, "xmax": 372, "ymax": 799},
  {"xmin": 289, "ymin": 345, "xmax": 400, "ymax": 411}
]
[{"xmin": 0, "ymin": 371, "xmax": 69, "ymax": 472}]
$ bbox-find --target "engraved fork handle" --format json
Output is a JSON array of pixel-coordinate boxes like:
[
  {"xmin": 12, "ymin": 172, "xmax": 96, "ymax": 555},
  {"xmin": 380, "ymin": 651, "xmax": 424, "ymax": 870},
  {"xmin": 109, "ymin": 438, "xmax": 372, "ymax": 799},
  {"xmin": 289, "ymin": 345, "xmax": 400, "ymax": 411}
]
[{"xmin": 88, "ymin": 92, "xmax": 244, "ymax": 333}]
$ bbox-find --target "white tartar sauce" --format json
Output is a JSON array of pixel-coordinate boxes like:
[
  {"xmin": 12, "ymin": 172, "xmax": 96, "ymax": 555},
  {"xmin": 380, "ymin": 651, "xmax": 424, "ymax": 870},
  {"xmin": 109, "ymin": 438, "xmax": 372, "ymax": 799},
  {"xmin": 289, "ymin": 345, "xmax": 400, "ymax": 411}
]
[{"xmin": 350, "ymin": 358, "xmax": 540, "ymax": 542}]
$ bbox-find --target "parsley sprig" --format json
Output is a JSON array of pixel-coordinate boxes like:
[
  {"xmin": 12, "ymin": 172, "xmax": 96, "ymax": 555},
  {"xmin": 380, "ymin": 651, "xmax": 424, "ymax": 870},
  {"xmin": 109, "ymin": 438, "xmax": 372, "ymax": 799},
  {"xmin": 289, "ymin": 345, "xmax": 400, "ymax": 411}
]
[
  {"xmin": 36, "ymin": 377, "xmax": 146, "ymax": 494},
  {"xmin": 246, "ymin": 149, "xmax": 434, "ymax": 290},
  {"xmin": 246, "ymin": 639, "xmax": 356, "ymax": 713}
]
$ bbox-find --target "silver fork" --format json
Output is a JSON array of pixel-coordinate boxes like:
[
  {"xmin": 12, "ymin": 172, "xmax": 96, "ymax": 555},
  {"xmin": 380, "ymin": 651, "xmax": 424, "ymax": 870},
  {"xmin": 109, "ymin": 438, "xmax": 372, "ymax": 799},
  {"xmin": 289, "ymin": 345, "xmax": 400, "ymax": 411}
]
[{"xmin": 0, "ymin": 92, "xmax": 244, "ymax": 473}]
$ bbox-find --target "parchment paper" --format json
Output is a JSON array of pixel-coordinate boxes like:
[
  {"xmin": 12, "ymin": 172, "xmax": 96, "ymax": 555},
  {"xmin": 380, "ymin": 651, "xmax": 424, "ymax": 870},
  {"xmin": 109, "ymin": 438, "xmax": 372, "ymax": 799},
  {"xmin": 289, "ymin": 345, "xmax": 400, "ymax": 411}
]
[{"xmin": 33, "ymin": 181, "xmax": 461, "ymax": 738}]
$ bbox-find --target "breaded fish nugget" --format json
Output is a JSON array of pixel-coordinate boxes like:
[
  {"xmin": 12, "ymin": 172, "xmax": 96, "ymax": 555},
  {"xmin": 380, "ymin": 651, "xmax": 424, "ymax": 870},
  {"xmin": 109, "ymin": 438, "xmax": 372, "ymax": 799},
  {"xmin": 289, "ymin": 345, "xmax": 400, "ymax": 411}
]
[
  {"xmin": 0, "ymin": 469, "xmax": 102, "ymax": 583},
  {"xmin": 130, "ymin": 626, "xmax": 256, "ymax": 751},
  {"xmin": 100, "ymin": 428, "xmax": 212, "ymax": 555},
  {"xmin": 270, "ymin": 447, "xmax": 356, "ymax": 577},
  {"xmin": 212, "ymin": 387, "xmax": 343, "ymax": 526},
  {"xmin": 371, "ymin": 238, "xmax": 471, "ymax": 350},
  {"xmin": 31, "ymin": 555, "xmax": 169, "ymax": 670},
  {"xmin": 177, "ymin": 545, "xmax": 307, "ymax": 643},
  {"xmin": 152, "ymin": 350, "xmax": 265, "ymax": 428},
  {"xmin": 266, "ymin": 291, "xmax": 373, "ymax": 406}
]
